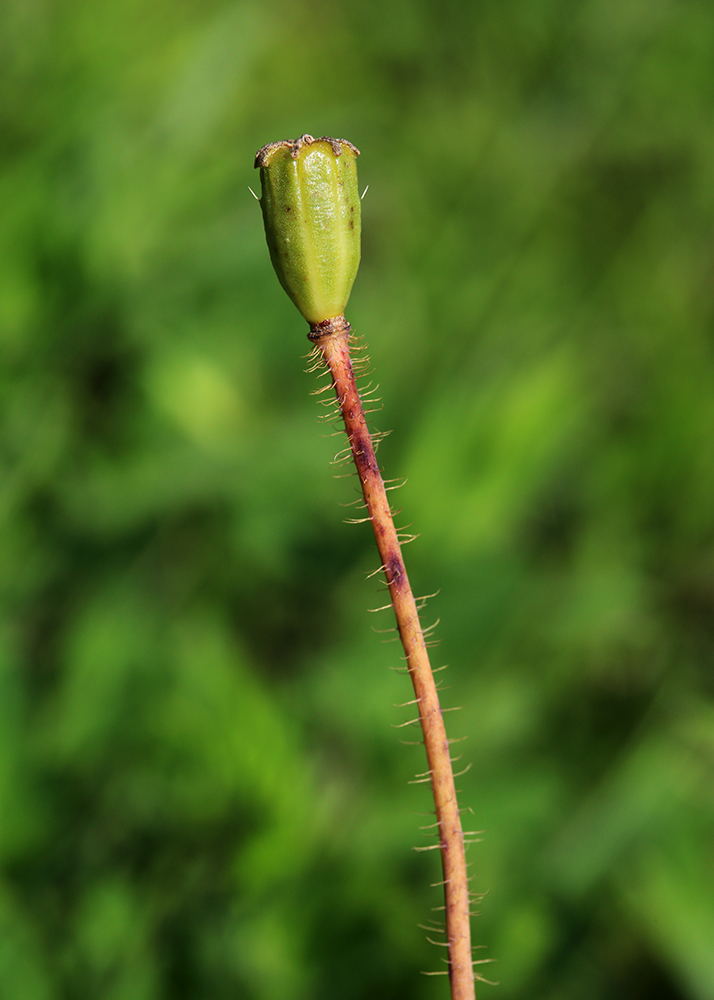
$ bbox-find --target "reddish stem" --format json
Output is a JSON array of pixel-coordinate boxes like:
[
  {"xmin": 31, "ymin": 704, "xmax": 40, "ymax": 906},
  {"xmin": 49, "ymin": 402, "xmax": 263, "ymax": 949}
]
[{"xmin": 310, "ymin": 317, "xmax": 475, "ymax": 1000}]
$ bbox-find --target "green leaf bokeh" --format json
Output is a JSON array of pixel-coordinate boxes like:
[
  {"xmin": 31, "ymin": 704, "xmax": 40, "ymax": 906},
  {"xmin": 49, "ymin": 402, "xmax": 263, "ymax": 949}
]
[{"xmin": 2, "ymin": 1, "xmax": 713, "ymax": 998}]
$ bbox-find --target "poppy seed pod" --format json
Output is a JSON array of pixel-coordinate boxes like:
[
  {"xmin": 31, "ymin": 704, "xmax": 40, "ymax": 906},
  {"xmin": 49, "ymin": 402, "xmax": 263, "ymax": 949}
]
[{"xmin": 254, "ymin": 135, "xmax": 361, "ymax": 327}]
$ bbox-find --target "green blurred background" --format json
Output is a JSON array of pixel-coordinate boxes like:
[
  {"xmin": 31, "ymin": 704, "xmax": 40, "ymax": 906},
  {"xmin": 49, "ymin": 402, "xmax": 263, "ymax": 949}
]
[{"xmin": 2, "ymin": 0, "xmax": 713, "ymax": 998}]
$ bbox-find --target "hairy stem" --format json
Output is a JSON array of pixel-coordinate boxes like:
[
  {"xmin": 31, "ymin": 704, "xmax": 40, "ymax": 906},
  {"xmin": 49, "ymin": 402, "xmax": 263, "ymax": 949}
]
[{"xmin": 309, "ymin": 316, "xmax": 475, "ymax": 1000}]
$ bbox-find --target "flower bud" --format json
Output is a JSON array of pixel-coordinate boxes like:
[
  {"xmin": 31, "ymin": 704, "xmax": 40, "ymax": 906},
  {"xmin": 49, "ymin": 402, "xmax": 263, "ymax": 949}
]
[{"xmin": 254, "ymin": 135, "xmax": 361, "ymax": 327}]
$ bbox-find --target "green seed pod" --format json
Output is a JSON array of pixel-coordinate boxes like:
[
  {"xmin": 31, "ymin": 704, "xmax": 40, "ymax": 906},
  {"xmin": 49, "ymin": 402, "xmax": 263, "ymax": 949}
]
[{"xmin": 254, "ymin": 134, "xmax": 361, "ymax": 327}]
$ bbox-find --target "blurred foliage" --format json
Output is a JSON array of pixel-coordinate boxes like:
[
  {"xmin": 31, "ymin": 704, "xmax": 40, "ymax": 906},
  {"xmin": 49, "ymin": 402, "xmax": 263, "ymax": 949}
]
[{"xmin": 1, "ymin": 0, "xmax": 713, "ymax": 998}]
